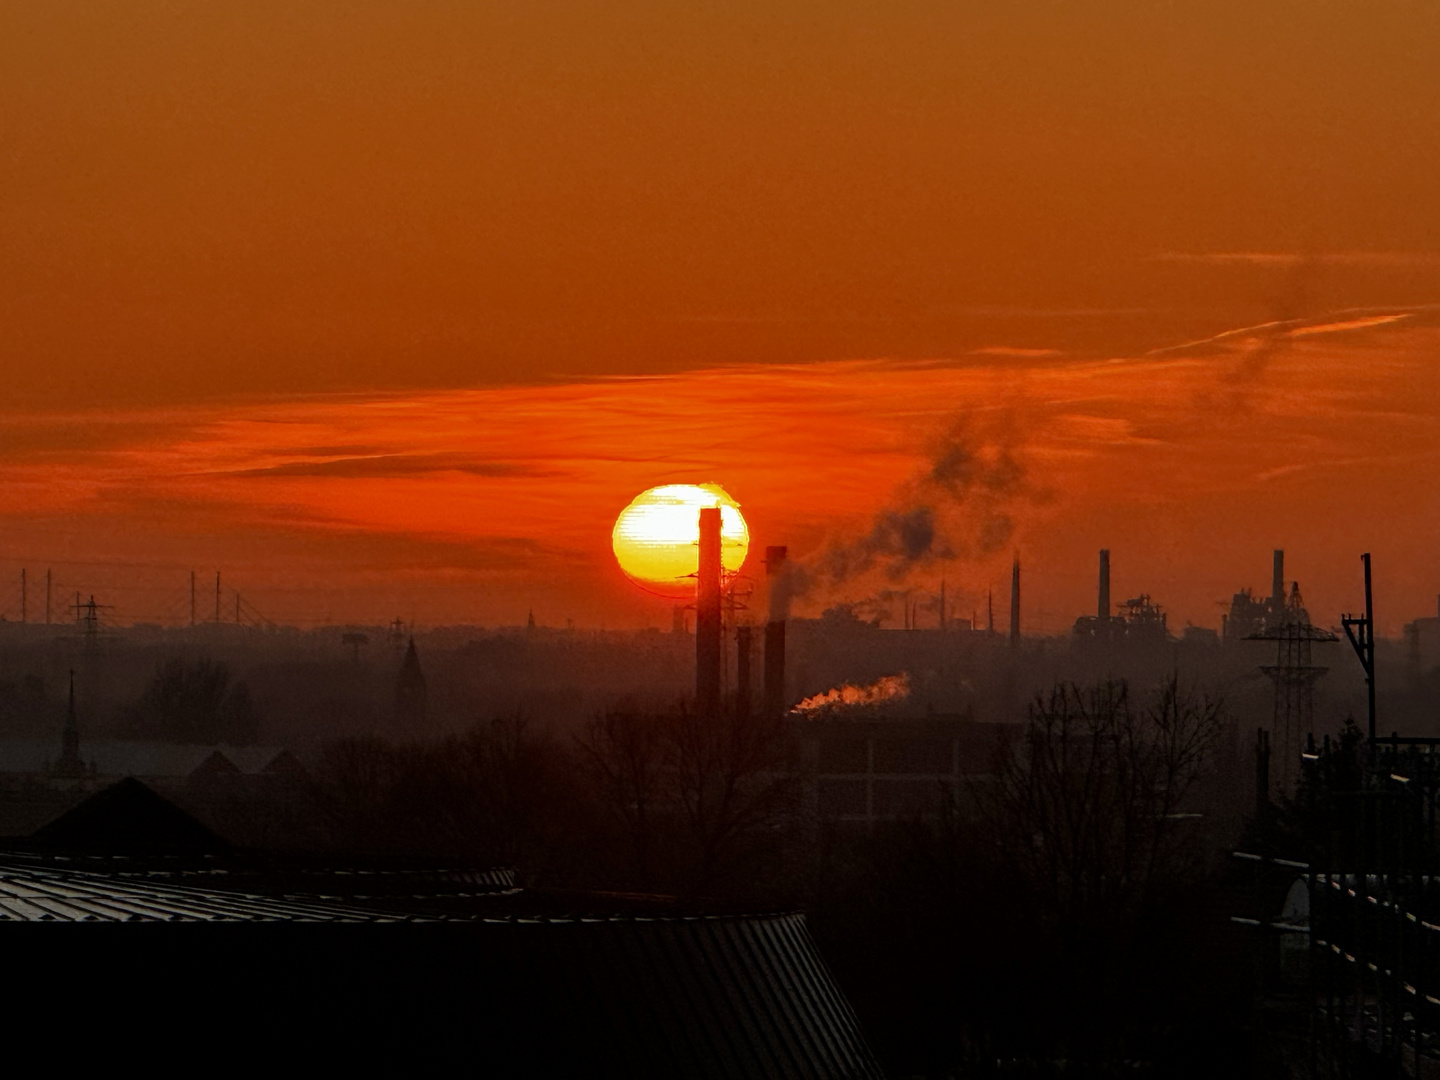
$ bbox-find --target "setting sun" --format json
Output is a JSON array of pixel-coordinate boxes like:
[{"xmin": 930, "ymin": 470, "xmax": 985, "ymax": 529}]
[{"xmin": 612, "ymin": 483, "xmax": 749, "ymax": 599}]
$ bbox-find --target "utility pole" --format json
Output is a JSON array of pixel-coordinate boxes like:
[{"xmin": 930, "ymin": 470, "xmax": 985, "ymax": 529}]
[{"xmin": 1341, "ymin": 552, "xmax": 1377, "ymax": 748}]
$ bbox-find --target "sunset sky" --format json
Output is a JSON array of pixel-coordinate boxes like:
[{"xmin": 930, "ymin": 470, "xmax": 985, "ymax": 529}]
[{"xmin": 2, "ymin": 2, "xmax": 1438, "ymax": 632}]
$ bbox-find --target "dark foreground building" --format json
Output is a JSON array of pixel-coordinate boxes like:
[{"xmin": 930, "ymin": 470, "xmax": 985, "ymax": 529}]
[{"xmin": 2, "ymin": 779, "xmax": 882, "ymax": 1078}]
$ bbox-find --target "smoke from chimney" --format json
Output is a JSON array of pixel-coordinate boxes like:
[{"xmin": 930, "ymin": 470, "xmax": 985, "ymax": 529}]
[{"xmin": 800, "ymin": 415, "xmax": 1036, "ymax": 594}]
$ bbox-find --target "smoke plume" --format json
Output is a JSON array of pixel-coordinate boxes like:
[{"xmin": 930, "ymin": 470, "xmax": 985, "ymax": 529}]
[
  {"xmin": 800, "ymin": 414, "xmax": 1035, "ymax": 593},
  {"xmin": 792, "ymin": 673, "xmax": 911, "ymax": 716}
]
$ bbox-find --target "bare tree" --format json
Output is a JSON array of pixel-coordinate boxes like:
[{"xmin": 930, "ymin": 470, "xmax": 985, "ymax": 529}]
[
  {"xmin": 313, "ymin": 735, "xmax": 406, "ymax": 851},
  {"xmin": 576, "ymin": 708, "xmax": 668, "ymax": 886},
  {"xmin": 984, "ymin": 674, "xmax": 1224, "ymax": 1062},
  {"xmin": 577, "ymin": 703, "xmax": 793, "ymax": 894},
  {"xmin": 671, "ymin": 706, "xmax": 793, "ymax": 894},
  {"xmin": 993, "ymin": 673, "xmax": 1223, "ymax": 935}
]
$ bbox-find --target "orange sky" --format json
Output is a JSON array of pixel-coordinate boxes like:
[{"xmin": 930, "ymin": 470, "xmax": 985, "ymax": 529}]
[
  {"xmin": 1, "ymin": 3, "xmax": 1438, "ymax": 631},
  {"xmin": 2, "ymin": 311, "xmax": 1436, "ymax": 633}
]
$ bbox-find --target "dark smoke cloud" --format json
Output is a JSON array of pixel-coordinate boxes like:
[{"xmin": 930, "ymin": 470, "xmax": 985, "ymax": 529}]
[{"xmin": 798, "ymin": 415, "xmax": 1036, "ymax": 594}]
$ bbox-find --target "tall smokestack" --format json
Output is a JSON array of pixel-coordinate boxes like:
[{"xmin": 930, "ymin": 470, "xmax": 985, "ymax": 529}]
[
  {"xmin": 696, "ymin": 507, "xmax": 723, "ymax": 716},
  {"xmin": 736, "ymin": 625, "xmax": 752, "ymax": 719},
  {"xmin": 1009, "ymin": 556, "xmax": 1020, "ymax": 644},
  {"xmin": 1272, "ymin": 550, "xmax": 1284, "ymax": 604},
  {"xmin": 763, "ymin": 545, "xmax": 788, "ymax": 716},
  {"xmin": 1098, "ymin": 549, "xmax": 1110, "ymax": 621}
]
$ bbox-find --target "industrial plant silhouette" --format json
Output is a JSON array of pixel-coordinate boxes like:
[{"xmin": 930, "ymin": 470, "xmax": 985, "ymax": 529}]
[{"xmin": 3, "ymin": 530, "xmax": 1439, "ymax": 1077}]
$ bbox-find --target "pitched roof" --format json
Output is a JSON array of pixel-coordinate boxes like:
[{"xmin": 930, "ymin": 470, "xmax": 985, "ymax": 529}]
[
  {"xmin": 0, "ymin": 740, "xmax": 303, "ymax": 779},
  {"xmin": 30, "ymin": 777, "xmax": 228, "ymax": 854}
]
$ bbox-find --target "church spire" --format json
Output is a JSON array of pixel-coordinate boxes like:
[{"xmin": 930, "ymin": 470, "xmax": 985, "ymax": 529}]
[
  {"xmin": 52, "ymin": 669, "xmax": 86, "ymax": 779},
  {"xmin": 395, "ymin": 637, "xmax": 428, "ymax": 729}
]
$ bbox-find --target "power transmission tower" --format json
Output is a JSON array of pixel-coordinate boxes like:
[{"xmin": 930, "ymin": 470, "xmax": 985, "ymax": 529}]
[
  {"xmin": 71, "ymin": 594, "xmax": 113, "ymax": 647},
  {"xmin": 1249, "ymin": 581, "xmax": 1336, "ymax": 795}
]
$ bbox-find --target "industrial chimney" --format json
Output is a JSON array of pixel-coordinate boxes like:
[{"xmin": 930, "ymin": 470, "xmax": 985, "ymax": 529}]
[
  {"xmin": 763, "ymin": 546, "xmax": 788, "ymax": 716},
  {"xmin": 1009, "ymin": 556, "xmax": 1021, "ymax": 644},
  {"xmin": 695, "ymin": 507, "xmax": 723, "ymax": 716},
  {"xmin": 1272, "ymin": 550, "xmax": 1285, "ymax": 604},
  {"xmin": 1098, "ymin": 549, "xmax": 1111, "ymax": 622}
]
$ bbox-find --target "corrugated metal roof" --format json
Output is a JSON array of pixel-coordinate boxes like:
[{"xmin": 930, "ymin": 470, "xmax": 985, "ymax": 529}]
[
  {"xmin": 0, "ymin": 859, "xmax": 883, "ymax": 1076},
  {"xmin": 1, "ymin": 809, "xmax": 881, "ymax": 1080},
  {"xmin": 0, "ymin": 859, "xmax": 402, "ymax": 922},
  {"xmin": 493, "ymin": 912, "xmax": 886, "ymax": 1079}
]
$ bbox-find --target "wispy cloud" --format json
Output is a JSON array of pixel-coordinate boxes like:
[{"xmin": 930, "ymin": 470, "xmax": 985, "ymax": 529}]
[
  {"xmin": 1153, "ymin": 251, "xmax": 1440, "ymax": 268},
  {"xmin": 1287, "ymin": 314, "xmax": 1411, "ymax": 337},
  {"xmin": 971, "ymin": 346, "xmax": 1064, "ymax": 358},
  {"xmin": 226, "ymin": 453, "xmax": 555, "ymax": 480},
  {"xmin": 1148, "ymin": 311, "xmax": 1413, "ymax": 357}
]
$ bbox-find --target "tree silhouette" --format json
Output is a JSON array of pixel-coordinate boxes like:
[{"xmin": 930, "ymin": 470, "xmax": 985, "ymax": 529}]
[{"xmin": 121, "ymin": 657, "xmax": 260, "ymax": 744}]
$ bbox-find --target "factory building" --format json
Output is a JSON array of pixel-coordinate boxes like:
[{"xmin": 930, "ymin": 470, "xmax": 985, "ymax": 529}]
[
  {"xmin": 1407, "ymin": 595, "xmax": 1440, "ymax": 671},
  {"xmin": 1072, "ymin": 549, "xmax": 1170, "ymax": 645},
  {"xmin": 791, "ymin": 714, "xmax": 1009, "ymax": 832},
  {"xmin": 1224, "ymin": 549, "xmax": 1306, "ymax": 642}
]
